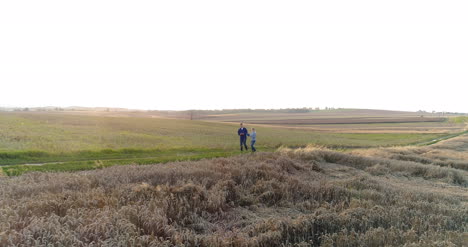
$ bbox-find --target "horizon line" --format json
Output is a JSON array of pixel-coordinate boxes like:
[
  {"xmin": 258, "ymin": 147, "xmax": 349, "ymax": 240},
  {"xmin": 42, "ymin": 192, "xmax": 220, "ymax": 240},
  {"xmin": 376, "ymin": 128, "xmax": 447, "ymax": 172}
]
[{"xmin": 1, "ymin": 105, "xmax": 466, "ymax": 114}]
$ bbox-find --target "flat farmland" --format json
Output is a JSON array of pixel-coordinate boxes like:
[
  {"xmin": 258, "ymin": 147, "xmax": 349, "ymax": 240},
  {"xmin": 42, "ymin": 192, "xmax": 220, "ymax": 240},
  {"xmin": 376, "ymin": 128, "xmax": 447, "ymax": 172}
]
[
  {"xmin": 262, "ymin": 122, "xmax": 464, "ymax": 134},
  {"xmin": 32, "ymin": 109, "xmax": 464, "ymax": 134},
  {"xmin": 199, "ymin": 109, "xmax": 427, "ymax": 121},
  {"xmin": 232, "ymin": 117, "xmax": 445, "ymax": 125},
  {"xmin": 1, "ymin": 110, "xmax": 461, "ymax": 175},
  {"xmin": 1, "ymin": 111, "xmax": 456, "ymax": 153},
  {"xmin": 196, "ymin": 109, "xmax": 465, "ymax": 134}
]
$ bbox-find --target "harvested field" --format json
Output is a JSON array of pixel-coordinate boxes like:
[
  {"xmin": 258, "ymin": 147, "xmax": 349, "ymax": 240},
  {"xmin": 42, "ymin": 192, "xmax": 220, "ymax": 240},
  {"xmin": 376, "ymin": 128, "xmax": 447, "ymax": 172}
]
[
  {"xmin": 197, "ymin": 109, "xmax": 440, "ymax": 121},
  {"xmin": 236, "ymin": 117, "xmax": 445, "ymax": 125},
  {"xmin": 194, "ymin": 109, "xmax": 465, "ymax": 134}
]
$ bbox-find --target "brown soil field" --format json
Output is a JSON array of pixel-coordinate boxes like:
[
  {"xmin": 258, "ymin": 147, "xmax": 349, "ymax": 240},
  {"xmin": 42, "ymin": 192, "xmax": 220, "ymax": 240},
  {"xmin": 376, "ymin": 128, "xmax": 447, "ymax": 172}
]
[
  {"xmin": 197, "ymin": 109, "xmax": 438, "ymax": 121},
  {"xmin": 193, "ymin": 110, "xmax": 465, "ymax": 134},
  {"xmin": 236, "ymin": 117, "xmax": 445, "ymax": 125},
  {"xmin": 189, "ymin": 109, "xmax": 464, "ymax": 134}
]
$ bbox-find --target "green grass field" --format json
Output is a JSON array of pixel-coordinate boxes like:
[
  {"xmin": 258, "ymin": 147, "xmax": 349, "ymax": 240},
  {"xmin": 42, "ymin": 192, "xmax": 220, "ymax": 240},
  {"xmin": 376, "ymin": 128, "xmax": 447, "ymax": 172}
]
[{"xmin": 0, "ymin": 111, "xmax": 460, "ymax": 175}]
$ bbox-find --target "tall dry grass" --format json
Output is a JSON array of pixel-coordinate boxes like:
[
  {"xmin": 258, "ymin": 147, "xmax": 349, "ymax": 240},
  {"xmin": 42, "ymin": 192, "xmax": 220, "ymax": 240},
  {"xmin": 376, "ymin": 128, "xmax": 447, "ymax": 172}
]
[
  {"xmin": 352, "ymin": 134, "xmax": 468, "ymax": 173},
  {"xmin": 0, "ymin": 136, "xmax": 467, "ymax": 246}
]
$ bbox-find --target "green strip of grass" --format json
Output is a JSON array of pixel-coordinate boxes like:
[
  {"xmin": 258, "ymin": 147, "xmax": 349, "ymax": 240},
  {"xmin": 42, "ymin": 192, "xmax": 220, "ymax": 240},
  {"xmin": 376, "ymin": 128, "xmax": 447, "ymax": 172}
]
[
  {"xmin": 448, "ymin": 116, "xmax": 468, "ymax": 124},
  {"xmin": 1, "ymin": 148, "xmax": 270, "ymax": 176},
  {"xmin": 0, "ymin": 148, "xmax": 199, "ymax": 165},
  {"xmin": 0, "ymin": 147, "xmax": 277, "ymax": 166}
]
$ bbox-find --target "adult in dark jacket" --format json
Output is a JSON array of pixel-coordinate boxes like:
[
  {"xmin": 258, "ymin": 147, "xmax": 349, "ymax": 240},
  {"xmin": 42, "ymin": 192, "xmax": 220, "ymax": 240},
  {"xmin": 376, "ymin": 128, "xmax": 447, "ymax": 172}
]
[{"xmin": 238, "ymin": 123, "xmax": 249, "ymax": 151}]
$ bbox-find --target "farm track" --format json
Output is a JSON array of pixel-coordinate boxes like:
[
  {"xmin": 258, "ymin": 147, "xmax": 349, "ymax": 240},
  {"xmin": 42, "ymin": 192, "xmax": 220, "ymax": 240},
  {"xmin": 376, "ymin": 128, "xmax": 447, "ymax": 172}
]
[
  {"xmin": 414, "ymin": 131, "xmax": 467, "ymax": 146},
  {"xmin": 3, "ymin": 151, "xmax": 234, "ymax": 167}
]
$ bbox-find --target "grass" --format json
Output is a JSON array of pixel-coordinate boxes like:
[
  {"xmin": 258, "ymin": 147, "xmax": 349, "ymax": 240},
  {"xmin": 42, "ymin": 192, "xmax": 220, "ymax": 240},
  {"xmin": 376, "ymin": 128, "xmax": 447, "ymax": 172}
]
[
  {"xmin": 0, "ymin": 112, "xmax": 449, "ymax": 151},
  {"xmin": 0, "ymin": 112, "xmax": 458, "ymax": 175},
  {"xmin": 0, "ymin": 148, "xmax": 242, "ymax": 166},
  {"xmin": 448, "ymin": 116, "xmax": 468, "ymax": 123},
  {"xmin": 1, "ymin": 149, "xmax": 243, "ymax": 176},
  {"xmin": 416, "ymin": 130, "xmax": 468, "ymax": 146},
  {"xmin": 0, "ymin": 134, "xmax": 466, "ymax": 246}
]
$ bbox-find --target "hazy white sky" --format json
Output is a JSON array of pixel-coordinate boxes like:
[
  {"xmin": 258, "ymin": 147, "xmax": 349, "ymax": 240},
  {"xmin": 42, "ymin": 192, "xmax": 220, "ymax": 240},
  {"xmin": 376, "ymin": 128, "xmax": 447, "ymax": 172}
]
[{"xmin": 1, "ymin": 1, "xmax": 467, "ymax": 112}]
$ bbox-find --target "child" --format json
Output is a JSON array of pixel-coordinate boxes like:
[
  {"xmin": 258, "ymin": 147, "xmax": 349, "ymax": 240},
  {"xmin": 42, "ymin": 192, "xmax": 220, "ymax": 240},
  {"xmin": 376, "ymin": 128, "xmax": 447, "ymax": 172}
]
[{"xmin": 249, "ymin": 128, "xmax": 257, "ymax": 152}]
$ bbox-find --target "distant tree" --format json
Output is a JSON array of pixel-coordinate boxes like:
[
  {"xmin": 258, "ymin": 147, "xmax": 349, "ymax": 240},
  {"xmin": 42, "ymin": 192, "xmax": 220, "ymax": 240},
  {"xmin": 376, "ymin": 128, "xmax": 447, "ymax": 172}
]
[{"xmin": 189, "ymin": 110, "xmax": 195, "ymax": 120}]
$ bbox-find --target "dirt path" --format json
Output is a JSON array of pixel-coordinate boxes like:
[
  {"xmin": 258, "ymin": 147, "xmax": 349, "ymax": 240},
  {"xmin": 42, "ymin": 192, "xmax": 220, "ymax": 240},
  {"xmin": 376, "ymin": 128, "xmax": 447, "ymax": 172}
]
[{"xmin": 416, "ymin": 131, "xmax": 467, "ymax": 146}]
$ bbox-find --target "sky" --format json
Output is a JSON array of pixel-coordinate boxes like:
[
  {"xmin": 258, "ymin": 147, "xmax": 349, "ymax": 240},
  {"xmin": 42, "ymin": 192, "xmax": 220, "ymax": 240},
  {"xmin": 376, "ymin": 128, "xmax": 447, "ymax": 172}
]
[{"xmin": 0, "ymin": 1, "xmax": 467, "ymax": 112}]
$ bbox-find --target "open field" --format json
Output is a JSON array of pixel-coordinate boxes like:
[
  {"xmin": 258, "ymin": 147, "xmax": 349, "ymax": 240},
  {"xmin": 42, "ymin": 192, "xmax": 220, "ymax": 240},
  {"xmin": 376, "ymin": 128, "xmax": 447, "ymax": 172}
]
[
  {"xmin": 0, "ymin": 148, "xmax": 239, "ymax": 176},
  {"xmin": 0, "ymin": 133, "xmax": 466, "ymax": 246},
  {"xmin": 278, "ymin": 122, "xmax": 465, "ymax": 134},
  {"xmin": 227, "ymin": 117, "xmax": 445, "ymax": 125},
  {"xmin": 8, "ymin": 108, "xmax": 464, "ymax": 133},
  {"xmin": 195, "ymin": 108, "xmax": 439, "ymax": 121},
  {"xmin": 1, "ymin": 111, "xmax": 461, "ymax": 153},
  {"xmin": 195, "ymin": 109, "xmax": 466, "ymax": 134},
  {"xmin": 2, "ymin": 111, "xmax": 463, "ymax": 175}
]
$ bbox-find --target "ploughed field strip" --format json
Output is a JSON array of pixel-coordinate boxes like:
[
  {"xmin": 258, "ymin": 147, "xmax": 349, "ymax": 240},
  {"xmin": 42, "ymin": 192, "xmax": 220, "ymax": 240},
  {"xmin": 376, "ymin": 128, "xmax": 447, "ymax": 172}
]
[
  {"xmin": 197, "ymin": 109, "xmax": 425, "ymax": 121},
  {"xmin": 195, "ymin": 110, "xmax": 465, "ymax": 133},
  {"xmin": 233, "ymin": 117, "xmax": 446, "ymax": 125},
  {"xmin": 0, "ymin": 135, "xmax": 466, "ymax": 246}
]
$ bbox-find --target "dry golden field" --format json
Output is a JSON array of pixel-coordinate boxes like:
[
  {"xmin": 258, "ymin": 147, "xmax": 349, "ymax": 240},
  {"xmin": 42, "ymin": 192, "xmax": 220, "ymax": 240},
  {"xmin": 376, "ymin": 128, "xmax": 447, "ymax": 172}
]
[{"xmin": 0, "ymin": 133, "xmax": 466, "ymax": 246}]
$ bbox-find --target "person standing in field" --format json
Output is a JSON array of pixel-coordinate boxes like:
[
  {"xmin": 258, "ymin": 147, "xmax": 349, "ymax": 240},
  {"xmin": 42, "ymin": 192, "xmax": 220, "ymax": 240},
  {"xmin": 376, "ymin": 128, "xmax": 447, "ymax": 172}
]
[
  {"xmin": 238, "ymin": 122, "xmax": 249, "ymax": 151},
  {"xmin": 248, "ymin": 128, "xmax": 257, "ymax": 152}
]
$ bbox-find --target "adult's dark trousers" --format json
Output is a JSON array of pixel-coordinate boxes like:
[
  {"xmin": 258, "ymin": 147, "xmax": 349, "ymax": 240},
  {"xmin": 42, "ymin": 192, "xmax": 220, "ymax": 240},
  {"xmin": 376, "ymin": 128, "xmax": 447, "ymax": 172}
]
[{"xmin": 240, "ymin": 137, "xmax": 248, "ymax": 151}]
